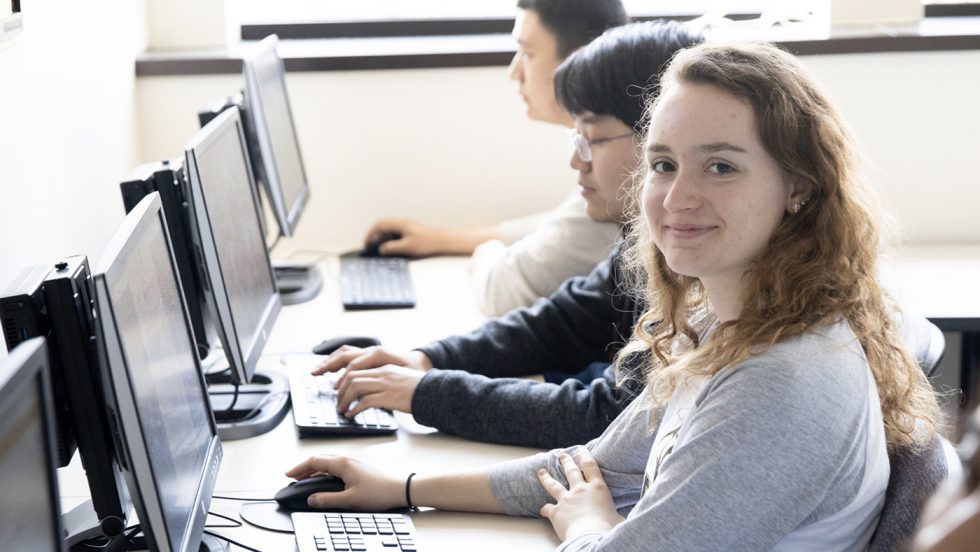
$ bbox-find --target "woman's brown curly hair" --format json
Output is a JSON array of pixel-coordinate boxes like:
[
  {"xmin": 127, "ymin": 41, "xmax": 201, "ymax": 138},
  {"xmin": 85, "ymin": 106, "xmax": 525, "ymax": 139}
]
[{"xmin": 616, "ymin": 42, "xmax": 940, "ymax": 451}]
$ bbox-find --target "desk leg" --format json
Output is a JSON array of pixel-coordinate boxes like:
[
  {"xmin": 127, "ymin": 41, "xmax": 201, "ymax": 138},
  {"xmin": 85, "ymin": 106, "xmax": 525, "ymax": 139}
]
[{"xmin": 962, "ymin": 332, "xmax": 980, "ymax": 410}]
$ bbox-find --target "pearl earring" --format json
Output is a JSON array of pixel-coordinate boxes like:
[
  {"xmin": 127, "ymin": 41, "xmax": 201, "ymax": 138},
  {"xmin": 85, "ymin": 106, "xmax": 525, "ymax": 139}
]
[{"xmin": 792, "ymin": 203, "xmax": 800, "ymax": 214}]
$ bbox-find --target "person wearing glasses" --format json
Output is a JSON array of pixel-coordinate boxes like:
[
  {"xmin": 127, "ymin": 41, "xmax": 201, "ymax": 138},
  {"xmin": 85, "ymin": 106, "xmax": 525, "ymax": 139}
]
[
  {"xmin": 292, "ymin": 42, "xmax": 943, "ymax": 550},
  {"xmin": 362, "ymin": 0, "xmax": 628, "ymax": 317},
  {"xmin": 315, "ymin": 22, "xmax": 704, "ymax": 450}
]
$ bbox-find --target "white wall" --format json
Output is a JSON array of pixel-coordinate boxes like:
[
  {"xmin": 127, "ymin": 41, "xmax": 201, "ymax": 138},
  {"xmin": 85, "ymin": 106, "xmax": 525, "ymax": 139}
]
[
  {"xmin": 800, "ymin": 51, "xmax": 980, "ymax": 244},
  {"xmin": 0, "ymin": 0, "xmax": 147, "ymax": 354},
  {"xmin": 137, "ymin": 67, "xmax": 574, "ymax": 251},
  {"xmin": 136, "ymin": 49, "xmax": 980, "ymax": 252}
]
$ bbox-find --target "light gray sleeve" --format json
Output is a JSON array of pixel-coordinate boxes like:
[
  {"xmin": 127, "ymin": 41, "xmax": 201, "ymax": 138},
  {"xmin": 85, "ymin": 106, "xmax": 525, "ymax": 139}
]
[
  {"xmin": 556, "ymin": 340, "xmax": 873, "ymax": 552},
  {"xmin": 471, "ymin": 192, "xmax": 619, "ymax": 317},
  {"xmin": 488, "ymin": 395, "xmax": 659, "ymax": 517}
]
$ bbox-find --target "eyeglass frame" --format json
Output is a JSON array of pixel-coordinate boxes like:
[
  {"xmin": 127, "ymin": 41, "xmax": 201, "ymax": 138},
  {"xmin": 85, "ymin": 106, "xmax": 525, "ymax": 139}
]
[{"xmin": 567, "ymin": 129, "xmax": 635, "ymax": 163}]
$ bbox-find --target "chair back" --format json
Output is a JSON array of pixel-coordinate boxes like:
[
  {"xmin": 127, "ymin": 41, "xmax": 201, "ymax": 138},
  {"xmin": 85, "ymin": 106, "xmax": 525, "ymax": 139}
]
[{"xmin": 870, "ymin": 435, "xmax": 949, "ymax": 551}]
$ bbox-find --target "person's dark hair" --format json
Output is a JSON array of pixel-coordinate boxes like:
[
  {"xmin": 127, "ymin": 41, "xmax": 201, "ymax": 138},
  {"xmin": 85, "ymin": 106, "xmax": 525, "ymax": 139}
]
[
  {"xmin": 516, "ymin": 0, "xmax": 629, "ymax": 58},
  {"xmin": 554, "ymin": 20, "xmax": 704, "ymax": 132}
]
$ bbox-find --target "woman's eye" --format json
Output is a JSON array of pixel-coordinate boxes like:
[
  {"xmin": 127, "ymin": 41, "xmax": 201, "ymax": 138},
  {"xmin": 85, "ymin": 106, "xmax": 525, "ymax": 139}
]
[
  {"xmin": 708, "ymin": 162, "xmax": 735, "ymax": 174},
  {"xmin": 651, "ymin": 160, "xmax": 675, "ymax": 173}
]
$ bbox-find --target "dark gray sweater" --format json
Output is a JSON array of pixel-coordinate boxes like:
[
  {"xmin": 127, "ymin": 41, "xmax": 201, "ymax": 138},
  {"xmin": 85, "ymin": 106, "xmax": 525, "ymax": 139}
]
[{"xmin": 411, "ymin": 249, "xmax": 647, "ymax": 449}]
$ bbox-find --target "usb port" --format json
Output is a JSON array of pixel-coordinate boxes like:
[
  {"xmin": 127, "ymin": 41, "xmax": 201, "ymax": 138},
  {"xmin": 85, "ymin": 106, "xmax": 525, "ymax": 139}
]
[{"xmin": 19, "ymin": 328, "xmax": 30, "ymax": 341}]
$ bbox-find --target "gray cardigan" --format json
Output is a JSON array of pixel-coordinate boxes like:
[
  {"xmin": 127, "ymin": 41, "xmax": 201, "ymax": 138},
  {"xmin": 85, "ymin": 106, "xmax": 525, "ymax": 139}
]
[
  {"xmin": 488, "ymin": 320, "xmax": 891, "ymax": 551},
  {"xmin": 412, "ymin": 249, "xmax": 646, "ymax": 449}
]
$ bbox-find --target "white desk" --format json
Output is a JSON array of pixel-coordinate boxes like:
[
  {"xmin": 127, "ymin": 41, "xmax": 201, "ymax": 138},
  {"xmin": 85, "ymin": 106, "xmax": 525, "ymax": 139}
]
[{"xmin": 60, "ymin": 255, "xmax": 560, "ymax": 551}]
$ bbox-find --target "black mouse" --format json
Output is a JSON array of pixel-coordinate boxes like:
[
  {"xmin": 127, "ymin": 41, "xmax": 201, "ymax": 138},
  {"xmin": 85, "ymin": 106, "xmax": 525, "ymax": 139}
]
[
  {"xmin": 312, "ymin": 335, "xmax": 381, "ymax": 355},
  {"xmin": 275, "ymin": 474, "xmax": 346, "ymax": 511},
  {"xmin": 362, "ymin": 232, "xmax": 402, "ymax": 258}
]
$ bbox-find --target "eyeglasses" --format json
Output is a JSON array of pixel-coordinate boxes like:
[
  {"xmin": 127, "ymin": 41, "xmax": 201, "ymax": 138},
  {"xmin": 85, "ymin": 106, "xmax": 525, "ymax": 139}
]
[{"xmin": 567, "ymin": 129, "xmax": 635, "ymax": 163}]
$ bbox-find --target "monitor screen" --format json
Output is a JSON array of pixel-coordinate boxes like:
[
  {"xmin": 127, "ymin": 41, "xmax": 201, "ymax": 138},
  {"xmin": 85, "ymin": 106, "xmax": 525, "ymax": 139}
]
[
  {"xmin": 185, "ymin": 106, "xmax": 281, "ymax": 385},
  {"xmin": 242, "ymin": 34, "xmax": 309, "ymax": 238},
  {"xmin": 0, "ymin": 337, "xmax": 65, "ymax": 552},
  {"xmin": 93, "ymin": 193, "xmax": 222, "ymax": 552}
]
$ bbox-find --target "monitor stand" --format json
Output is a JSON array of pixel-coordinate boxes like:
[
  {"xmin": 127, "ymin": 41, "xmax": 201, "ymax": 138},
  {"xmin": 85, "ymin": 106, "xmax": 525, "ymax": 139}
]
[
  {"xmin": 63, "ymin": 501, "xmax": 229, "ymax": 551},
  {"xmin": 207, "ymin": 367, "xmax": 291, "ymax": 441},
  {"xmin": 64, "ymin": 499, "xmax": 126, "ymax": 548},
  {"xmin": 273, "ymin": 260, "xmax": 323, "ymax": 305}
]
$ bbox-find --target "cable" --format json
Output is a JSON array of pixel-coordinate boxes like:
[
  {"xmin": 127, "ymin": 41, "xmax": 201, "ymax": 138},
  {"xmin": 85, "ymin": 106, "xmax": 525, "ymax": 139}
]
[
  {"xmin": 70, "ymin": 524, "xmax": 141, "ymax": 552},
  {"xmin": 222, "ymin": 382, "xmax": 241, "ymax": 413},
  {"xmin": 202, "ymin": 529, "xmax": 265, "ymax": 552},
  {"xmin": 226, "ymin": 389, "xmax": 290, "ymax": 423},
  {"xmin": 282, "ymin": 248, "xmax": 333, "ymax": 262},
  {"xmin": 205, "ymin": 510, "xmax": 243, "ymax": 528},
  {"xmin": 212, "ymin": 495, "xmax": 276, "ymax": 502},
  {"xmin": 267, "ymin": 234, "xmax": 283, "ymax": 255}
]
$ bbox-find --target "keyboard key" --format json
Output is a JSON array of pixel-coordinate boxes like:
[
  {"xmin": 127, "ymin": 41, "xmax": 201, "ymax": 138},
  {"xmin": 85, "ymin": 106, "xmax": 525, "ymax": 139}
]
[
  {"xmin": 288, "ymin": 361, "xmax": 399, "ymax": 437},
  {"xmin": 339, "ymin": 257, "xmax": 416, "ymax": 310},
  {"xmin": 293, "ymin": 512, "xmax": 422, "ymax": 552}
]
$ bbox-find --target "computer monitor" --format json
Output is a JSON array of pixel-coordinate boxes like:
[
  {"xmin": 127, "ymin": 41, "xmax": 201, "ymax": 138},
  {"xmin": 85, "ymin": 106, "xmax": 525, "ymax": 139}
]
[
  {"xmin": 238, "ymin": 34, "xmax": 322, "ymax": 305},
  {"xmin": 242, "ymin": 34, "xmax": 309, "ymax": 239},
  {"xmin": 92, "ymin": 192, "xmax": 223, "ymax": 552},
  {"xmin": 184, "ymin": 106, "xmax": 290, "ymax": 439},
  {"xmin": 1, "ymin": 257, "xmax": 132, "ymax": 545},
  {"xmin": 184, "ymin": 106, "xmax": 281, "ymax": 386},
  {"xmin": 120, "ymin": 162, "xmax": 215, "ymax": 361},
  {"xmin": 0, "ymin": 337, "xmax": 66, "ymax": 552},
  {"xmin": 0, "ymin": 264, "xmax": 77, "ymax": 466}
]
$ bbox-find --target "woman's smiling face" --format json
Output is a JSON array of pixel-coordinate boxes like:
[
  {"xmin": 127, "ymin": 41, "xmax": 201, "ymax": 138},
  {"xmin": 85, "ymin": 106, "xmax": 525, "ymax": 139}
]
[{"xmin": 643, "ymin": 82, "xmax": 793, "ymax": 288}]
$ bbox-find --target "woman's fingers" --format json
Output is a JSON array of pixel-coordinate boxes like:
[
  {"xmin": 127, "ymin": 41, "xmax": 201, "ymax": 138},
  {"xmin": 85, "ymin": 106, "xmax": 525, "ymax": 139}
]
[
  {"xmin": 575, "ymin": 448, "xmax": 603, "ymax": 484},
  {"xmin": 558, "ymin": 452, "xmax": 584, "ymax": 486},
  {"xmin": 538, "ymin": 468, "xmax": 567, "ymax": 499}
]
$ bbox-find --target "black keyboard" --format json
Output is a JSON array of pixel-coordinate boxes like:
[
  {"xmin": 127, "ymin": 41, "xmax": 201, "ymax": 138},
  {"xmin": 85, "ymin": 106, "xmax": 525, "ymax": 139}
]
[
  {"xmin": 288, "ymin": 362, "xmax": 398, "ymax": 438},
  {"xmin": 292, "ymin": 512, "xmax": 421, "ymax": 552},
  {"xmin": 339, "ymin": 257, "xmax": 416, "ymax": 310}
]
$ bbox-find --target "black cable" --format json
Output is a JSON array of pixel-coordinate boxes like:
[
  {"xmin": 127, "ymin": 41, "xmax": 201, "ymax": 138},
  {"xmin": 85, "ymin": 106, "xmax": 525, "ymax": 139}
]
[
  {"xmin": 224, "ymin": 382, "xmax": 241, "ymax": 412},
  {"xmin": 70, "ymin": 524, "xmax": 142, "ymax": 551},
  {"xmin": 268, "ymin": 234, "xmax": 283, "ymax": 255},
  {"xmin": 202, "ymin": 529, "xmax": 265, "ymax": 552},
  {"xmin": 205, "ymin": 510, "xmax": 244, "ymax": 529},
  {"xmin": 212, "ymin": 495, "xmax": 276, "ymax": 502},
  {"xmin": 215, "ymin": 389, "xmax": 289, "ymax": 423}
]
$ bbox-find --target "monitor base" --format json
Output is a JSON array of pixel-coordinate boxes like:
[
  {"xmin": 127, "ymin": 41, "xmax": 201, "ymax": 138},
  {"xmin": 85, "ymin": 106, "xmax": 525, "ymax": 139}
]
[
  {"xmin": 200, "ymin": 534, "xmax": 230, "ymax": 551},
  {"xmin": 273, "ymin": 260, "xmax": 323, "ymax": 305},
  {"xmin": 64, "ymin": 499, "xmax": 127, "ymax": 548},
  {"xmin": 208, "ymin": 370, "xmax": 291, "ymax": 441}
]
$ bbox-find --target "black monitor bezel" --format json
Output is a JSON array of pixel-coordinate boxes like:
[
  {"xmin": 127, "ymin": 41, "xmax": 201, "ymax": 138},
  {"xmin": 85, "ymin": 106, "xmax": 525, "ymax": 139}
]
[
  {"xmin": 242, "ymin": 33, "xmax": 310, "ymax": 238},
  {"xmin": 92, "ymin": 193, "xmax": 222, "ymax": 552},
  {"xmin": 184, "ymin": 106, "xmax": 282, "ymax": 386},
  {"xmin": 0, "ymin": 336, "xmax": 66, "ymax": 552}
]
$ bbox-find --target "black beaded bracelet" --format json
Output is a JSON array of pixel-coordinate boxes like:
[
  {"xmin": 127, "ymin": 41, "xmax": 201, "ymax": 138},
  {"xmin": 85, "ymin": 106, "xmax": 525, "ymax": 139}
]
[{"xmin": 406, "ymin": 472, "xmax": 418, "ymax": 510}]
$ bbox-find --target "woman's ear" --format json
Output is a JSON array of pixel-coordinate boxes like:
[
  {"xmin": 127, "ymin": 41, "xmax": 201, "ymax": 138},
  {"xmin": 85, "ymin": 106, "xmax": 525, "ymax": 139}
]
[{"xmin": 785, "ymin": 173, "xmax": 814, "ymax": 215}]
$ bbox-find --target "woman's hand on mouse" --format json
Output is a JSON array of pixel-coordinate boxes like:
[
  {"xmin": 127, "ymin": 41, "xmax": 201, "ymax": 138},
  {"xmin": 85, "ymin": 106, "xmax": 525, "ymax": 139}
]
[
  {"xmin": 286, "ymin": 454, "xmax": 407, "ymax": 511},
  {"xmin": 313, "ymin": 347, "xmax": 433, "ymax": 376},
  {"xmin": 334, "ymin": 365, "xmax": 425, "ymax": 415}
]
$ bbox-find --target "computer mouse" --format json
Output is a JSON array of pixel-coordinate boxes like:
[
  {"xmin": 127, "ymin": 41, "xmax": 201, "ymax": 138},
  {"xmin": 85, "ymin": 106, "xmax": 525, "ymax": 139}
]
[
  {"xmin": 312, "ymin": 335, "xmax": 381, "ymax": 355},
  {"xmin": 275, "ymin": 474, "xmax": 346, "ymax": 512},
  {"xmin": 361, "ymin": 231, "xmax": 402, "ymax": 258}
]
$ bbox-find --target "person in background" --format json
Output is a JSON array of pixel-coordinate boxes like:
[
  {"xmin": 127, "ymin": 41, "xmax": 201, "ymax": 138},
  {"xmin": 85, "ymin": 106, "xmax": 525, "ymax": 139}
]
[
  {"xmin": 363, "ymin": 0, "xmax": 627, "ymax": 317},
  {"xmin": 914, "ymin": 403, "xmax": 980, "ymax": 551},
  {"xmin": 291, "ymin": 42, "xmax": 943, "ymax": 550},
  {"xmin": 318, "ymin": 22, "xmax": 704, "ymax": 450}
]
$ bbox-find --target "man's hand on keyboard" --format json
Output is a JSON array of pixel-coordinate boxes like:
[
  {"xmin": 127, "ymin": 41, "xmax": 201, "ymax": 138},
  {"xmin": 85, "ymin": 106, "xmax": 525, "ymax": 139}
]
[
  {"xmin": 334, "ymin": 365, "xmax": 425, "ymax": 416},
  {"xmin": 313, "ymin": 346, "xmax": 433, "ymax": 377}
]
